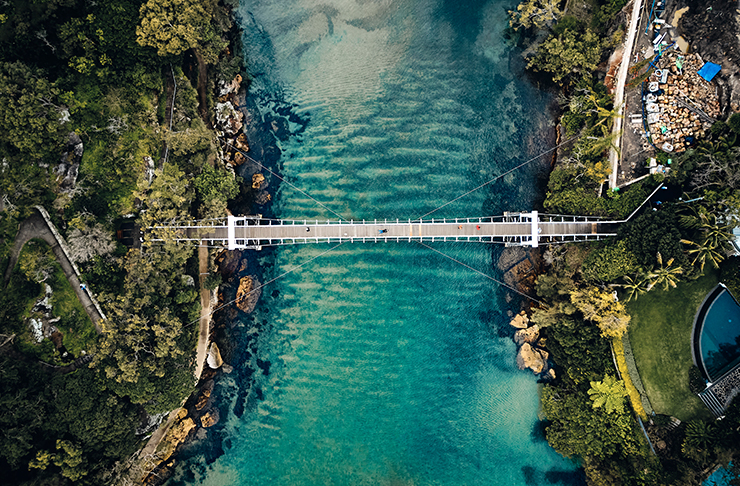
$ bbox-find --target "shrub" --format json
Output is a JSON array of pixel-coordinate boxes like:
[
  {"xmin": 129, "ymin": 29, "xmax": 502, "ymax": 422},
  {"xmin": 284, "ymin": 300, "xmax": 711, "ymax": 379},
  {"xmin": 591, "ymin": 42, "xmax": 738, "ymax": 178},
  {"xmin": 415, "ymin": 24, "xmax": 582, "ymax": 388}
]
[
  {"xmin": 613, "ymin": 337, "xmax": 648, "ymax": 419},
  {"xmin": 204, "ymin": 272, "xmax": 222, "ymax": 291},
  {"xmin": 582, "ymin": 240, "xmax": 639, "ymax": 283},
  {"xmin": 688, "ymin": 365, "xmax": 706, "ymax": 394},
  {"xmin": 721, "ymin": 256, "xmax": 740, "ymax": 299},
  {"xmin": 728, "ymin": 113, "xmax": 740, "ymax": 135}
]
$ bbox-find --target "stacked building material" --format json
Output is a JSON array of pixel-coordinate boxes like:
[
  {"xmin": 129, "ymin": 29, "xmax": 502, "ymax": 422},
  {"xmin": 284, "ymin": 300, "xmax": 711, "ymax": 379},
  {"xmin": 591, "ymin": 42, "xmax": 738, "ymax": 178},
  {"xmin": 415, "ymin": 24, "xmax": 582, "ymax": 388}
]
[{"xmin": 645, "ymin": 51, "xmax": 721, "ymax": 153}]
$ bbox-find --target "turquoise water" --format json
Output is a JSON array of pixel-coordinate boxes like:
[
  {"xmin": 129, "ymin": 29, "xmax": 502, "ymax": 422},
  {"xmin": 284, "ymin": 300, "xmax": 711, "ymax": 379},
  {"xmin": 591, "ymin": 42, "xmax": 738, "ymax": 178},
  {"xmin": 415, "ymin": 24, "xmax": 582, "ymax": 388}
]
[
  {"xmin": 699, "ymin": 289, "xmax": 740, "ymax": 381},
  {"xmin": 167, "ymin": 1, "xmax": 581, "ymax": 484}
]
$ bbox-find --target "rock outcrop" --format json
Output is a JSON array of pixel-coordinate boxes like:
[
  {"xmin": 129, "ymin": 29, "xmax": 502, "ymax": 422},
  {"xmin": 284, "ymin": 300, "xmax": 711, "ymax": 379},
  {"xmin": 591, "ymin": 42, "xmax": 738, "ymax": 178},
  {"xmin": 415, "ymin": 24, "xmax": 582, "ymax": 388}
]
[
  {"xmin": 200, "ymin": 409, "xmax": 220, "ymax": 428},
  {"xmin": 517, "ymin": 343, "xmax": 546, "ymax": 374},
  {"xmin": 509, "ymin": 311, "xmax": 529, "ymax": 329},
  {"xmin": 514, "ymin": 324, "xmax": 540, "ymax": 345},
  {"xmin": 206, "ymin": 342, "xmax": 224, "ymax": 369},
  {"xmin": 235, "ymin": 275, "xmax": 261, "ymax": 313}
]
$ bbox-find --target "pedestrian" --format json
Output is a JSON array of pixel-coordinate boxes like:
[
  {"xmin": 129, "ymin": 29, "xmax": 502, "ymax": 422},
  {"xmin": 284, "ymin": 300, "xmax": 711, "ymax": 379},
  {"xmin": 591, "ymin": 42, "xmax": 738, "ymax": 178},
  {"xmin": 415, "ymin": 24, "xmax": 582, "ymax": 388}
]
[
  {"xmin": 80, "ymin": 283, "xmax": 86, "ymax": 291},
  {"xmin": 476, "ymin": 225, "xmax": 480, "ymax": 230},
  {"xmin": 458, "ymin": 225, "xmax": 462, "ymax": 229}
]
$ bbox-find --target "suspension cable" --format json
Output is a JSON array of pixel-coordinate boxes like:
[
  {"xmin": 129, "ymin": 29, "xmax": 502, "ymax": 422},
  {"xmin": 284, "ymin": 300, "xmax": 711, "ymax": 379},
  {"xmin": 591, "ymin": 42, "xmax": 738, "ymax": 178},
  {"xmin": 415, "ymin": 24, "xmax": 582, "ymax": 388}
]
[
  {"xmin": 415, "ymin": 136, "xmax": 578, "ymax": 221},
  {"xmin": 224, "ymin": 141, "xmax": 347, "ymax": 221},
  {"xmin": 185, "ymin": 242, "xmax": 345, "ymax": 327},
  {"xmin": 416, "ymin": 241, "xmax": 544, "ymax": 305}
]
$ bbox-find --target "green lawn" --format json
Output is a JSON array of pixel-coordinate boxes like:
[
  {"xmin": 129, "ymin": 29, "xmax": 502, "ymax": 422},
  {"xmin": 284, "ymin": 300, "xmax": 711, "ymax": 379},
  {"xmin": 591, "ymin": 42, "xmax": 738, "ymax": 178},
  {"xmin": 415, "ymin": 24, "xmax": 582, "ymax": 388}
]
[{"xmin": 626, "ymin": 270, "xmax": 718, "ymax": 422}]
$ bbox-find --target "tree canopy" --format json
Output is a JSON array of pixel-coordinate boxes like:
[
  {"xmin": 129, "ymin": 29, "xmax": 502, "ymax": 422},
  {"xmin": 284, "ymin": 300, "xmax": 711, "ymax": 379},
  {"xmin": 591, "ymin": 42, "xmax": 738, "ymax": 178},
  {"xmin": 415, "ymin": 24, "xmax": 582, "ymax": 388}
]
[
  {"xmin": 136, "ymin": 0, "xmax": 215, "ymax": 57},
  {"xmin": 528, "ymin": 29, "xmax": 603, "ymax": 85}
]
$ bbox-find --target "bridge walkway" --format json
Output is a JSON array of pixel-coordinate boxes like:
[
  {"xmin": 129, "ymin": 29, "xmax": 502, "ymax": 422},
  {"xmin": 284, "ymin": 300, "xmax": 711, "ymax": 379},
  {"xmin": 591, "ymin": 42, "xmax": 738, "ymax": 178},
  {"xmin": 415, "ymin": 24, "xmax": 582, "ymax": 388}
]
[{"xmin": 154, "ymin": 212, "xmax": 618, "ymax": 250}]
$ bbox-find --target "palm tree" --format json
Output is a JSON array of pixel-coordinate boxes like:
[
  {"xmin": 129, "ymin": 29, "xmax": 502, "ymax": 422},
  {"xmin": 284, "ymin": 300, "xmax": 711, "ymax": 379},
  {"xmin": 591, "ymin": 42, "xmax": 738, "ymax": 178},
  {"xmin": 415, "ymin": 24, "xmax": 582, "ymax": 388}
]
[
  {"xmin": 680, "ymin": 238, "xmax": 726, "ymax": 271},
  {"xmin": 619, "ymin": 274, "xmax": 649, "ymax": 302},
  {"xmin": 682, "ymin": 420, "xmax": 723, "ymax": 458},
  {"xmin": 679, "ymin": 210, "xmax": 734, "ymax": 270},
  {"xmin": 588, "ymin": 375, "xmax": 627, "ymax": 413},
  {"xmin": 646, "ymin": 252, "xmax": 683, "ymax": 291},
  {"xmin": 585, "ymin": 131, "xmax": 621, "ymax": 156}
]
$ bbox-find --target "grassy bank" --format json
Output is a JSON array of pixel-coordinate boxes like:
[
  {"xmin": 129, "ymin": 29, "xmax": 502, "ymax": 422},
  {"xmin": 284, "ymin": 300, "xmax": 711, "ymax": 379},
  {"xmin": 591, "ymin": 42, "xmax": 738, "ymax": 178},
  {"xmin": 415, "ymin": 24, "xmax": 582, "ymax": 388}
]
[{"xmin": 627, "ymin": 270, "xmax": 719, "ymax": 421}]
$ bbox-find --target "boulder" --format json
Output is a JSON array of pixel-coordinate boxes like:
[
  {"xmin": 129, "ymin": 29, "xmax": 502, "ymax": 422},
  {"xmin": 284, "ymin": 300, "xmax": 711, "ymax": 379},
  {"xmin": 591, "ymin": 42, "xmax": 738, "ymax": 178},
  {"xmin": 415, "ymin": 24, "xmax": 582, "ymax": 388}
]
[
  {"xmin": 194, "ymin": 389, "xmax": 211, "ymax": 411},
  {"xmin": 169, "ymin": 415, "xmax": 196, "ymax": 444},
  {"xmin": 516, "ymin": 343, "xmax": 545, "ymax": 374},
  {"xmin": 207, "ymin": 342, "xmax": 224, "ymax": 369},
  {"xmin": 235, "ymin": 276, "xmax": 261, "ymax": 313},
  {"xmin": 215, "ymin": 249, "xmax": 245, "ymax": 276},
  {"xmin": 509, "ymin": 311, "xmax": 529, "ymax": 329},
  {"xmin": 215, "ymin": 102, "xmax": 244, "ymax": 135},
  {"xmin": 514, "ymin": 325, "xmax": 539, "ymax": 345},
  {"xmin": 200, "ymin": 409, "xmax": 220, "ymax": 428},
  {"xmin": 252, "ymin": 173, "xmax": 265, "ymax": 189}
]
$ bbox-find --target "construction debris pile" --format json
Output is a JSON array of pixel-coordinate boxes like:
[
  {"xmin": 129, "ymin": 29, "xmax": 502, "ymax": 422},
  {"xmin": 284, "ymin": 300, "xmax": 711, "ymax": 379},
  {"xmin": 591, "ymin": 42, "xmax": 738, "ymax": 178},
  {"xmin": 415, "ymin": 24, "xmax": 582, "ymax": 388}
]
[{"xmin": 645, "ymin": 51, "xmax": 721, "ymax": 153}]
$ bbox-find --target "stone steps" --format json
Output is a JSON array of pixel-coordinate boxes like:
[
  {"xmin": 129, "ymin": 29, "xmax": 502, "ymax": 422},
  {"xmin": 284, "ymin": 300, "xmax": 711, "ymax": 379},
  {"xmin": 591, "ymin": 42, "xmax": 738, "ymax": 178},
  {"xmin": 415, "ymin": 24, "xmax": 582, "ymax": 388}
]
[{"xmin": 699, "ymin": 388, "xmax": 725, "ymax": 418}]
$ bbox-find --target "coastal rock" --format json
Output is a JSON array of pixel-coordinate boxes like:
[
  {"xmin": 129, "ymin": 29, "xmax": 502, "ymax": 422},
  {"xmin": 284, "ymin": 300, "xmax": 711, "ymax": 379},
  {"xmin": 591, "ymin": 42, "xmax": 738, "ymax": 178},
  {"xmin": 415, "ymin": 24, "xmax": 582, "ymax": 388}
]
[
  {"xmin": 216, "ymin": 249, "xmax": 245, "ymax": 276},
  {"xmin": 200, "ymin": 409, "xmax": 220, "ymax": 428},
  {"xmin": 235, "ymin": 132, "xmax": 249, "ymax": 152},
  {"xmin": 547, "ymin": 368, "xmax": 556, "ymax": 380},
  {"xmin": 514, "ymin": 324, "xmax": 539, "ymax": 345},
  {"xmin": 168, "ymin": 414, "xmax": 196, "ymax": 447},
  {"xmin": 218, "ymin": 74, "xmax": 242, "ymax": 97},
  {"xmin": 255, "ymin": 191, "xmax": 271, "ymax": 205},
  {"xmin": 237, "ymin": 258, "xmax": 249, "ymax": 275},
  {"xmin": 206, "ymin": 342, "xmax": 224, "ymax": 369},
  {"xmin": 194, "ymin": 380, "xmax": 214, "ymax": 411},
  {"xmin": 215, "ymin": 102, "xmax": 244, "ymax": 135},
  {"xmin": 516, "ymin": 343, "xmax": 545, "ymax": 374},
  {"xmin": 509, "ymin": 311, "xmax": 529, "ymax": 329},
  {"xmin": 252, "ymin": 173, "xmax": 265, "ymax": 189},
  {"xmin": 504, "ymin": 259, "xmax": 536, "ymax": 293},
  {"xmin": 497, "ymin": 246, "xmax": 527, "ymax": 272},
  {"xmin": 235, "ymin": 275, "xmax": 261, "ymax": 313},
  {"xmin": 194, "ymin": 391, "xmax": 210, "ymax": 411}
]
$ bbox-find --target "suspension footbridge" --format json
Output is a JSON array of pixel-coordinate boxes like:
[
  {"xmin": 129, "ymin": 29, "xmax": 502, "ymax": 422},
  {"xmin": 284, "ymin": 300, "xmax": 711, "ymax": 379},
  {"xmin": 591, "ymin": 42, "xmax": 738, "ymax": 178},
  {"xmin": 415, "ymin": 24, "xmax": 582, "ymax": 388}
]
[{"xmin": 151, "ymin": 211, "xmax": 620, "ymax": 250}]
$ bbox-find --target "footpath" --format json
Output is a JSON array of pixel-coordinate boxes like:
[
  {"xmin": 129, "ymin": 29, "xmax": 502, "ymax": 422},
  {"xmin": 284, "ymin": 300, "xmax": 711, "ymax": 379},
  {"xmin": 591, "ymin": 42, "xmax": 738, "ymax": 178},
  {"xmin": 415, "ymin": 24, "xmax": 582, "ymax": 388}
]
[
  {"xmin": 3, "ymin": 206, "xmax": 106, "ymax": 332},
  {"xmin": 608, "ymin": 0, "xmax": 644, "ymax": 188}
]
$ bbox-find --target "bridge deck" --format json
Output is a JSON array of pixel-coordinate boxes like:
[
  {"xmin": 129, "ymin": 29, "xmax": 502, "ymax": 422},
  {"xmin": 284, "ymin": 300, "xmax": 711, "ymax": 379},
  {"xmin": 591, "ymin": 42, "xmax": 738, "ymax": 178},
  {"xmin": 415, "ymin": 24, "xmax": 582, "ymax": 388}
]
[{"xmin": 155, "ymin": 212, "xmax": 618, "ymax": 249}]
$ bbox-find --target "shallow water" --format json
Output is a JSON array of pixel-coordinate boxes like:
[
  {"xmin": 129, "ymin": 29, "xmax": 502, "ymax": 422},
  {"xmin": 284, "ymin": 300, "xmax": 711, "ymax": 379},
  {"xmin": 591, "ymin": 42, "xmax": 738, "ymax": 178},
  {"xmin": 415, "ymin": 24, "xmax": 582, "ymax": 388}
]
[{"xmin": 167, "ymin": 1, "xmax": 582, "ymax": 484}]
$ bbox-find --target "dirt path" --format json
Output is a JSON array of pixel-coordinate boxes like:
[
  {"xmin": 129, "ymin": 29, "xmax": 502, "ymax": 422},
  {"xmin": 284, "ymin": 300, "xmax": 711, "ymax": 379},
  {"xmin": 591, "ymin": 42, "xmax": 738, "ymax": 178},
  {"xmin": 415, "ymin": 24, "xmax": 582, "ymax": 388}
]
[
  {"xmin": 3, "ymin": 208, "xmax": 104, "ymax": 332},
  {"xmin": 194, "ymin": 49, "xmax": 213, "ymax": 129},
  {"xmin": 193, "ymin": 244, "xmax": 212, "ymax": 380},
  {"xmin": 609, "ymin": 0, "xmax": 644, "ymax": 188}
]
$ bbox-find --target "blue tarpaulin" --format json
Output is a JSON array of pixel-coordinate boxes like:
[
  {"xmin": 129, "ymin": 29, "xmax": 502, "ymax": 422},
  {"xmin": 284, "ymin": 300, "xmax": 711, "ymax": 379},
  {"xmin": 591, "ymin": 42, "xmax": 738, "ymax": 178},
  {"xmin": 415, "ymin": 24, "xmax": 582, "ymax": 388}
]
[{"xmin": 698, "ymin": 62, "xmax": 721, "ymax": 82}]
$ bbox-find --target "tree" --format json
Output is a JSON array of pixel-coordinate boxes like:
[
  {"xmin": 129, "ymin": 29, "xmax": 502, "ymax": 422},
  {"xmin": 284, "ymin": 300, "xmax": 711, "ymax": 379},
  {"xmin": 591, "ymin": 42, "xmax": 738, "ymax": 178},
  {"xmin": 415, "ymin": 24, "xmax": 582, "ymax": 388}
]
[
  {"xmin": 646, "ymin": 252, "xmax": 683, "ymax": 291},
  {"xmin": 587, "ymin": 375, "xmax": 627, "ymax": 413},
  {"xmin": 509, "ymin": 0, "xmax": 563, "ymax": 30},
  {"xmin": 582, "ymin": 240, "xmax": 638, "ymax": 283},
  {"xmin": 681, "ymin": 238, "xmax": 726, "ymax": 271},
  {"xmin": 136, "ymin": 0, "xmax": 215, "ymax": 57},
  {"xmin": 618, "ymin": 274, "xmax": 649, "ymax": 302},
  {"xmin": 67, "ymin": 219, "xmax": 117, "ymax": 264},
  {"xmin": 679, "ymin": 209, "xmax": 733, "ymax": 271},
  {"xmin": 622, "ymin": 209, "xmax": 687, "ymax": 268},
  {"xmin": 542, "ymin": 385, "xmax": 640, "ymax": 459},
  {"xmin": 681, "ymin": 420, "xmax": 722, "ymax": 465},
  {"xmin": 194, "ymin": 163, "xmax": 239, "ymax": 206},
  {"xmin": 528, "ymin": 29, "xmax": 603, "ymax": 85},
  {"xmin": 570, "ymin": 287, "xmax": 631, "ymax": 338},
  {"xmin": 0, "ymin": 62, "xmax": 72, "ymax": 161}
]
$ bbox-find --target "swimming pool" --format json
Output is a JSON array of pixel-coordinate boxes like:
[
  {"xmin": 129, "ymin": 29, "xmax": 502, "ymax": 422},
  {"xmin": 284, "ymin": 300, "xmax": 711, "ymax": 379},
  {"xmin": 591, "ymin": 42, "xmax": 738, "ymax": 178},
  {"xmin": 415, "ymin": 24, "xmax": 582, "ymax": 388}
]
[{"xmin": 693, "ymin": 285, "xmax": 740, "ymax": 382}]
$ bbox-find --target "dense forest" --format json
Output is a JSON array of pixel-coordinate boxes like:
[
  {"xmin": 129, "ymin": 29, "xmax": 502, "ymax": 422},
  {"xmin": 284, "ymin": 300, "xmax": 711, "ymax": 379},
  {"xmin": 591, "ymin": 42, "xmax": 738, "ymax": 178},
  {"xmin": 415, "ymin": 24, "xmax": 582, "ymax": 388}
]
[{"xmin": 0, "ymin": 0, "xmax": 243, "ymax": 483}]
